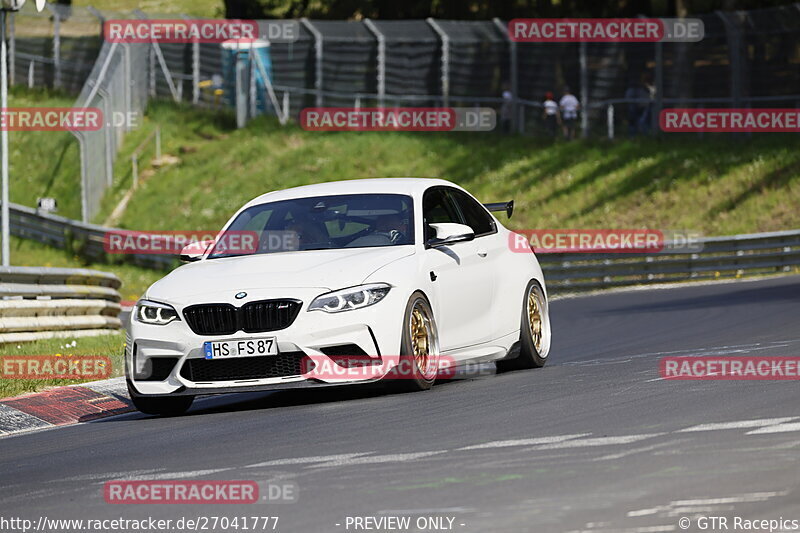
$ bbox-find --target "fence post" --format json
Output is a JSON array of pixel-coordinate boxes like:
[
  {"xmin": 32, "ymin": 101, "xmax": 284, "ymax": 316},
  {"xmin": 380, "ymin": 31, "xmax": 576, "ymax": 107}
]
[
  {"xmin": 27, "ymin": 61, "xmax": 33, "ymax": 88},
  {"xmin": 363, "ymin": 19, "xmax": 385, "ymax": 108},
  {"xmin": 8, "ymin": 12, "xmax": 14, "ymax": 86},
  {"xmin": 249, "ymin": 55, "xmax": 257, "ymax": 119},
  {"xmin": 136, "ymin": 10, "xmax": 179, "ymax": 102},
  {"xmin": 149, "ymin": 45, "xmax": 155, "ymax": 97},
  {"xmin": 579, "ymin": 41, "xmax": 588, "ymax": 138},
  {"xmin": 300, "ymin": 19, "xmax": 323, "ymax": 107},
  {"xmin": 99, "ymin": 88, "xmax": 114, "ymax": 188},
  {"xmin": 654, "ymin": 41, "xmax": 663, "ymax": 134},
  {"xmin": 717, "ymin": 11, "xmax": 744, "ymax": 110},
  {"xmin": 493, "ymin": 18, "xmax": 519, "ymax": 133},
  {"xmin": 181, "ymin": 14, "xmax": 200, "ymax": 105},
  {"xmin": 427, "ymin": 18, "xmax": 450, "ymax": 108},
  {"xmin": 123, "ymin": 44, "xmax": 132, "ymax": 132},
  {"xmin": 235, "ymin": 52, "xmax": 247, "ymax": 128},
  {"xmin": 72, "ymin": 131, "xmax": 89, "ymax": 222},
  {"xmin": 50, "ymin": 7, "xmax": 62, "ymax": 89}
]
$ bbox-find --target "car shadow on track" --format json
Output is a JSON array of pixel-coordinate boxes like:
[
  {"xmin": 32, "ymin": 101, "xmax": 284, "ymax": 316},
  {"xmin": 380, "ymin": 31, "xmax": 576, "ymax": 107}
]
[{"xmin": 96, "ymin": 370, "xmax": 496, "ymax": 422}]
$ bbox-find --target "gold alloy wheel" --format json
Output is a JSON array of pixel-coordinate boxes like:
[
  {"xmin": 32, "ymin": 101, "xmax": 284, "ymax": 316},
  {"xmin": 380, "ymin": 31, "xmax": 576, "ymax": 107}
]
[
  {"xmin": 528, "ymin": 288, "xmax": 544, "ymax": 353},
  {"xmin": 410, "ymin": 304, "xmax": 431, "ymax": 374}
]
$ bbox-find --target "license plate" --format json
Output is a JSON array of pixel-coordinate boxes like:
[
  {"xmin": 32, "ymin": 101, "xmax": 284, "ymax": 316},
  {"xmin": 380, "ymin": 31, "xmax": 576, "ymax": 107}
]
[{"xmin": 203, "ymin": 337, "xmax": 277, "ymax": 359}]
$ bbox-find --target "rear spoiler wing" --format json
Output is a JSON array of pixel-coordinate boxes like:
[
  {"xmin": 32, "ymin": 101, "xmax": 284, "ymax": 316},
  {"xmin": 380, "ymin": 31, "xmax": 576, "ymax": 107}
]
[{"xmin": 483, "ymin": 200, "xmax": 514, "ymax": 218}]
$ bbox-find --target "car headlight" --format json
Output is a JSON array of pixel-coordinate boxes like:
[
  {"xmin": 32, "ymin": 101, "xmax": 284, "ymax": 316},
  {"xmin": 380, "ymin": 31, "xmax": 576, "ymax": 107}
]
[
  {"xmin": 135, "ymin": 299, "xmax": 180, "ymax": 325},
  {"xmin": 308, "ymin": 283, "xmax": 391, "ymax": 313}
]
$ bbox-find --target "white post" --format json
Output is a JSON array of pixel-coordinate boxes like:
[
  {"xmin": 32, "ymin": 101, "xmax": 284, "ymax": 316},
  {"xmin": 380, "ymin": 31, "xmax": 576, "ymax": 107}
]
[
  {"xmin": 300, "ymin": 19, "xmax": 323, "ymax": 107},
  {"xmin": 607, "ymin": 104, "xmax": 614, "ymax": 140},
  {"xmin": 363, "ymin": 19, "xmax": 385, "ymax": 108},
  {"xmin": 426, "ymin": 18, "xmax": 450, "ymax": 108},
  {"xmin": 1, "ymin": 10, "xmax": 9, "ymax": 265}
]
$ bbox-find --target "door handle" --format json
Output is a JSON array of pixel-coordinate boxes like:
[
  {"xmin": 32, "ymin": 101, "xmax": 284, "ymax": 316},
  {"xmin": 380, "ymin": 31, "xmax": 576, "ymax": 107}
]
[{"xmin": 477, "ymin": 250, "xmax": 488, "ymax": 257}]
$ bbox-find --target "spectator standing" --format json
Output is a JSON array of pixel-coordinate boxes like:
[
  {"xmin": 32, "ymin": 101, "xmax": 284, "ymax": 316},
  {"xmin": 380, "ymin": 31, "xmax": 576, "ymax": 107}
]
[
  {"xmin": 542, "ymin": 92, "xmax": 560, "ymax": 138},
  {"xmin": 559, "ymin": 87, "xmax": 580, "ymax": 140},
  {"xmin": 624, "ymin": 75, "xmax": 649, "ymax": 136}
]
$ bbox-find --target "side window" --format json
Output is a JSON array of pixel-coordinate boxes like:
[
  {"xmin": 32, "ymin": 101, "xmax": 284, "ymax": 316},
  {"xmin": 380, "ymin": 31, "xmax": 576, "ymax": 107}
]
[
  {"xmin": 450, "ymin": 189, "xmax": 496, "ymax": 237},
  {"xmin": 422, "ymin": 188, "xmax": 461, "ymax": 241}
]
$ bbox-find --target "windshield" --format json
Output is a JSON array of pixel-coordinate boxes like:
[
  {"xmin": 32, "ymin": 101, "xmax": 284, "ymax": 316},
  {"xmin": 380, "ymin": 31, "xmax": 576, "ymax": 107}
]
[{"xmin": 208, "ymin": 193, "xmax": 414, "ymax": 258}]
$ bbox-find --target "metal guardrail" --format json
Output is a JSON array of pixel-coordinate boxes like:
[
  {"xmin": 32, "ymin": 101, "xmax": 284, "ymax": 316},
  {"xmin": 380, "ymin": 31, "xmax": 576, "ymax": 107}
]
[
  {"xmin": 7, "ymin": 202, "xmax": 175, "ymax": 270},
  {"xmin": 4, "ymin": 201, "xmax": 800, "ymax": 294},
  {"xmin": 0, "ymin": 265, "xmax": 123, "ymax": 344},
  {"xmin": 538, "ymin": 229, "xmax": 800, "ymax": 292}
]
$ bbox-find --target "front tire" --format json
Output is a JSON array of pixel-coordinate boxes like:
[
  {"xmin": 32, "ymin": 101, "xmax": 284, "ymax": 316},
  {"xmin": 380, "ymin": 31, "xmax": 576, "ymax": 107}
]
[
  {"xmin": 386, "ymin": 292, "xmax": 440, "ymax": 392},
  {"xmin": 127, "ymin": 380, "xmax": 194, "ymax": 416},
  {"xmin": 497, "ymin": 280, "xmax": 550, "ymax": 372}
]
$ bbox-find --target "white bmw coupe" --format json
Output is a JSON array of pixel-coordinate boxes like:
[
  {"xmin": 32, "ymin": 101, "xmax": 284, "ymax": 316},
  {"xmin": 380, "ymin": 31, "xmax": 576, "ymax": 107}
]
[{"xmin": 126, "ymin": 178, "xmax": 551, "ymax": 415}]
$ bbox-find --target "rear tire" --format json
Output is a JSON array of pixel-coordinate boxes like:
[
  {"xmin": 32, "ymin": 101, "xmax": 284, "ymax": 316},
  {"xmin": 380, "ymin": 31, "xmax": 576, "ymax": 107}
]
[
  {"xmin": 127, "ymin": 380, "xmax": 194, "ymax": 416},
  {"xmin": 497, "ymin": 280, "xmax": 550, "ymax": 372},
  {"xmin": 386, "ymin": 292, "xmax": 439, "ymax": 392}
]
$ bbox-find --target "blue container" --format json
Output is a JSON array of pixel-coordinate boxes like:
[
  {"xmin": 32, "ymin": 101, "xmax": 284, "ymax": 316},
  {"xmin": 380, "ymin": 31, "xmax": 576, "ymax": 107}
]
[{"xmin": 221, "ymin": 39, "xmax": 273, "ymax": 113}]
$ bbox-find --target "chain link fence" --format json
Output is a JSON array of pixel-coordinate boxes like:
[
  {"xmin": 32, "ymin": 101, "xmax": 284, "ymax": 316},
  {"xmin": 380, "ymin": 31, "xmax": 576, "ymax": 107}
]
[
  {"xmin": 8, "ymin": 3, "xmax": 800, "ymax": 221},
  {"xmin": 71, "ymin": 40, "xmax": 149, "ymax": 222}
]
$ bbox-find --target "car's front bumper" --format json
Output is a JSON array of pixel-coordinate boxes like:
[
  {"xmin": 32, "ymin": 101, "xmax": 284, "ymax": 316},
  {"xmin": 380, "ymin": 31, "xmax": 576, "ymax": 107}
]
[{"xmin": 126, "ymin": 287, "xmax": 407, "ymax": 397}]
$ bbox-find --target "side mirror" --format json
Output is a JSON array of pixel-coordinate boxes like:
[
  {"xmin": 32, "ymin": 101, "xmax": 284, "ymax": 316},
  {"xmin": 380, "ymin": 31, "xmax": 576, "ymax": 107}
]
[
  {"xmin": 427, "ymin": 223, "xmax": 475, "ymax": 248},
  {"xmin": 179, "ymin": 240, "xmax": 213, "ymax": 262}
]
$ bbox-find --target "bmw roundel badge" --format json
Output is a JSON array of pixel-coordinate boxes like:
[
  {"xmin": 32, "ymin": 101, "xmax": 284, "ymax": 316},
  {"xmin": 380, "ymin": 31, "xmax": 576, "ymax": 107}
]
[{"xmin": 235, "ymin": 292, "xmax": 247, "ymax": 299}]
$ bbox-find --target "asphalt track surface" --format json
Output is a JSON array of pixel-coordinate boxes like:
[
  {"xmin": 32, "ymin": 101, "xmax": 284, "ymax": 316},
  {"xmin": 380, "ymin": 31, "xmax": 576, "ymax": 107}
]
[{"xmin": 1, "ymin": 275, "xmax": 799, "ymax": 533}]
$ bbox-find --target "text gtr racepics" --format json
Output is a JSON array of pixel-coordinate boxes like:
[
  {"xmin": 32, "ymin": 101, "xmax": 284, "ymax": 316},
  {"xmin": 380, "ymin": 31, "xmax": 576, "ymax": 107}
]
[{"xmin": 126, "ymin": 178, "xmax": 551, "ymax": 415}]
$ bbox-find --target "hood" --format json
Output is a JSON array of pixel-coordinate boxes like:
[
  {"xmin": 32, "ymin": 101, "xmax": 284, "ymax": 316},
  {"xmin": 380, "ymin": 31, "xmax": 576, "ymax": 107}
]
[{"xmin": 146, "ymin": 246, "xmax": 415, "ymax": 303}]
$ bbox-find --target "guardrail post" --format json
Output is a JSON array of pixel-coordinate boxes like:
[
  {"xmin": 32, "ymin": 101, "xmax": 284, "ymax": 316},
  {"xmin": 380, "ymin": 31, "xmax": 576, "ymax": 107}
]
[
  {"xmin": 427, "ymin": 18, "xmax": 450, "ymax": 108},
  {"xmin": 300, "ymin": 19, "xmax": 323, "ymax": 108},
  {"xmin": 27, "ymin": 60, "xmax": 33, "ymax": 88},
  {"xmin": 607, "ymin": 104, "xmax": 614, "ymax": 140},
  {"xmin": 363, "ymin": 19, "xmax": 385, "ymax": 108}
]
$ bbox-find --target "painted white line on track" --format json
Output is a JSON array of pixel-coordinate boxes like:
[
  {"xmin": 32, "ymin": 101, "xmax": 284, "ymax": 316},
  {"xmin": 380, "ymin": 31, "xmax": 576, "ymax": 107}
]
[
  {"xmin": 534, "ymin": 434, "xmax": 664, "ymax": 450},
  {"xmin": 457, "ymin": 434, "xmax": 590, "ymax": 450},
  {"xmin": 126, "ymin": 468, "xmax": 232, "ymax": 480},
  {"xmin": 57, "ymin": 469, "xmax": 166, "ymax": 482},
  {"xmin": 670, "ymin": 491, "xmax": 786, "ymax": 506},
  {"xmin": 746, "ymin": 422, "xmax": 800, "ymax": 435},
  {"xmin": 310, "ymin": 451, "xmax": 448, "ymax": 468},
  {"xmin": 245, "ymin": 453, "xmax": 372, "ymax": 468},
  {"xmin": 594, "ymin": 440, "xmax": 677, "ymax": 461},
  {"xmin": 677, "ymin": 418, "xmax": 798, "ymax": 432}
]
